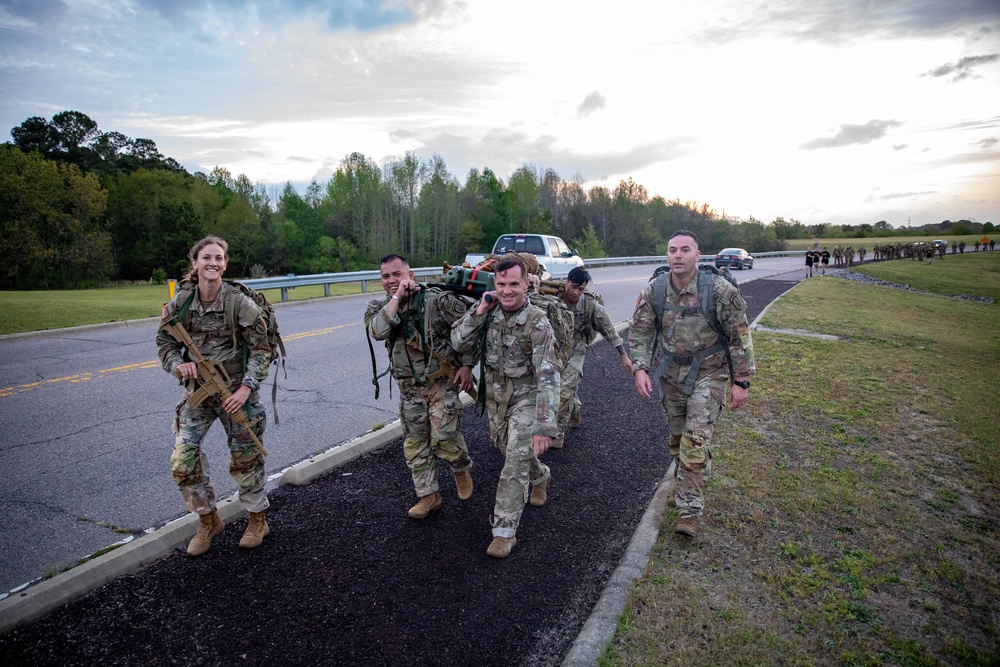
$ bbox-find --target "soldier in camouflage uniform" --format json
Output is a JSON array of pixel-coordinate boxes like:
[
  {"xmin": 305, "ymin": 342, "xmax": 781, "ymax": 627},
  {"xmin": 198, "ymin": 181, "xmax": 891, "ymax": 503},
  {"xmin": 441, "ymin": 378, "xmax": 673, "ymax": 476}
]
[
  {"xmin": 552, "ymin": 267, "xmax": 632, "ymax": 449},
  {"xmin": 451, "ymin": 254, "xmax": 561, "ymax": 558},
  {"xmin": 629, "ymin": 230, "xmax": 755, "ymax": 538},
  {"xmin": 156, "ymin": 236, "xmax": 272, "ymax": 557},
  {"xmin": 364, "ymin": 254, "xmax": 476, "ymax": 519}
]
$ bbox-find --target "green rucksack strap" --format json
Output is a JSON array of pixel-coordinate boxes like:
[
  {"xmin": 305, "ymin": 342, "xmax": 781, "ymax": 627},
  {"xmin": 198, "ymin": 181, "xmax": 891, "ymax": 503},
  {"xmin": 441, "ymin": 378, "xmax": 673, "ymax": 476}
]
[
  {"xmin": 696, "ymin": 269, "xmax": 735, "ymax": 382},
  {"xmin": 367, "ymin": 324, "xmax": 392, "ymax": 399},
  {"xmin": 476, "ymin": 308, "xmax": 490, "ymax": 417},
  {"xmin": 650, "ymin": 270, "xmax": 668, "ymax": 363}
]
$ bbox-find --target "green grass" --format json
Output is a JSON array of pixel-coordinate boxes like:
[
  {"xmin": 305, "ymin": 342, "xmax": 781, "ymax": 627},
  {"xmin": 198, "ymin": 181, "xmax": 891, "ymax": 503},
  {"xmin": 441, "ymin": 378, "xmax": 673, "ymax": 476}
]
[
  {"xmin": 602, "ymin": 253, "xmax": 1000, "ymax": 665},
  {"xmin": 855, "ymin": 252, "xmax": 1000, "ymax": 302},
  {"xmin": 783, "ymin": 234, "xmax": 993, "ymax": 251},
  {"xmin": 0, "ymin": 281, "xmax": 368, "ymax": 335}
]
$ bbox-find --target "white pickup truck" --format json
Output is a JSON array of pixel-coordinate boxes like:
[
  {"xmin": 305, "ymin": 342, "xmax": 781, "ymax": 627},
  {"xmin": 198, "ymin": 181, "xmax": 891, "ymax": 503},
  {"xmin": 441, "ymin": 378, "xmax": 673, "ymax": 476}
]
[{"xmin": 464, "ymin": 233, "xmax": 585, "ymax": 279}]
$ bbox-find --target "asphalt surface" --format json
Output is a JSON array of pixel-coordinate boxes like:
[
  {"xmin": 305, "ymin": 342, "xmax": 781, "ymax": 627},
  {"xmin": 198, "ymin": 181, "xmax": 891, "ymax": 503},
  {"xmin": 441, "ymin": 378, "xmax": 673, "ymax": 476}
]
[{"xmin": 0, "ymin": 273, "xmax": 801, "ymax": 666}]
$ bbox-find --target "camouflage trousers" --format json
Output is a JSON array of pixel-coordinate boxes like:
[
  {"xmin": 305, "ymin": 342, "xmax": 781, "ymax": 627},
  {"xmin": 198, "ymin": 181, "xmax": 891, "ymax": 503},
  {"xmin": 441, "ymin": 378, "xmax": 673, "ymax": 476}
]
[
  {"xmin": 487, "ymin": 397, "xmax": 551, "ymax": 538},
  {"xmin": 554, "ymin": 350, "xmax": 586, "ymax": 447},
  {"xmin": 660, "ymin": 373, "xmax": 726, "ymax": 519},
  {"xmin": 399, "ymin": 378, "xmax": 472, "ymax": 498},
  {"xmin": 170, "ymin": 390, "xmax": 269, "ymax": 515}
]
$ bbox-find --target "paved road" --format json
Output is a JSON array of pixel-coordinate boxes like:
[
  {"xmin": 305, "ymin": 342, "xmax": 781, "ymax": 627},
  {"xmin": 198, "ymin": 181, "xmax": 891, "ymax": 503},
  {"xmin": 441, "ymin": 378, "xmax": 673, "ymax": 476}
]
[{"xmin": 0, "ymin": 256, "xmax": 804, "ymax": 594}]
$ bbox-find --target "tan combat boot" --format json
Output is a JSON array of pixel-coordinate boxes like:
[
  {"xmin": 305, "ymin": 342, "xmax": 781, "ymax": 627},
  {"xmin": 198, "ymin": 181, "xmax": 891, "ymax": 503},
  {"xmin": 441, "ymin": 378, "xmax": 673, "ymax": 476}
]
[
  {"xmin": 407, "ymin": 491, "xmax": 442, "ymax": 519},
  {"xmin": 530, "ymin": 475, "xmax": 551, "ymax": 507},
  {"xmin": 674, "ymin": 515, "xmax": 698, "ymax": 538},
  {"xmin": 486, "ymin": 536, "xmax": 517, "ymax": 558},
  {"xmin": 454, "ymin": 470, "xmax": 473, "ymax": 501},
  {"xmin": 569, "ymin": 408, "xmax": 581, "ymax": 428},
  {"xmin": 239, "ymin": 511, "xmax": 269, "ymax": 548},
  {"xmin": 187, "ymin": 509, "xmax": 223, "ymax": 557}
]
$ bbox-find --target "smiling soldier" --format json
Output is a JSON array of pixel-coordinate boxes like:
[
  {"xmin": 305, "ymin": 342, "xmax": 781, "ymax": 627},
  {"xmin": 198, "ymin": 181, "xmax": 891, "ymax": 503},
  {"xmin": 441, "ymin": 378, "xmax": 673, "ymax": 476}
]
[{"xmin": 451, "ymin": 254, "xmax": 560, "ymax": 558}]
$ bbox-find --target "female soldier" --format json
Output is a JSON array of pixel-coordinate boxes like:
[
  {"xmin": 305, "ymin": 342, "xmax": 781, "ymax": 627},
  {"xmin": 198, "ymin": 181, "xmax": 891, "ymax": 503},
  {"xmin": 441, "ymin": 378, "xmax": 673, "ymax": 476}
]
[{"xmin": 156, "ymin": 236, "xmax": 272, "ymax": 556}]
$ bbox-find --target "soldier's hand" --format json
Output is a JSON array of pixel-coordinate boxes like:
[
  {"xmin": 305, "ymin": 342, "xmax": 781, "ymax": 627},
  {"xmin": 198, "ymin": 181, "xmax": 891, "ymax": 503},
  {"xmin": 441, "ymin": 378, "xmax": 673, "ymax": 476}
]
[
  {"xmin": 394, "ymin": 280, "xmax": 419, "ymax": 300},
  {"xmin": 729, "ymin": 384, "xmax": 748, "ymax": 410},
  {"xmin": 634, "ymin": 368, "xmax": 652, "ymax": 399},
  {"xmin": 176, "ymin": 362, "xmax": 198, "ymax": 380},
  {"xmin": 476, "ymin": 292, "xmax": 498, "ymax": 314},
  {"xmin": 532, "ymin": 434, "xmax": 551, "ymax": 457},
  {"xmin": 223, "ymin": 385, "xmax": 252, "ymax": 414},
  {"xmin": 453, "ymin": 365, "xmax": 474, "ymax": 392},
  {"xmin": 621, "ymin": 354, "xmax": 633, "ymax": 374}
]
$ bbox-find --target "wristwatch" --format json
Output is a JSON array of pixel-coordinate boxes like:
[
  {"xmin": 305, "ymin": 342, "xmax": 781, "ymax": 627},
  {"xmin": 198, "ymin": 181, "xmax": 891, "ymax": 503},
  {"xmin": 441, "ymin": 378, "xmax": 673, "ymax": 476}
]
[{"xmin": 733, "ymin": 379, "xmax": 750, "ymax": 390}]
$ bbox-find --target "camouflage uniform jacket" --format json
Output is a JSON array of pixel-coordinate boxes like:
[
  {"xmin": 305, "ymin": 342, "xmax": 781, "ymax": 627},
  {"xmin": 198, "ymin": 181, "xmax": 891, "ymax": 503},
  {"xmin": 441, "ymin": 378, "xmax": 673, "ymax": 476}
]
[
  {"xmin": 628, "ymin": 274, "xmax": 755, "ymax": 381},
  {"xmin": 572, "ymin": 292, "xmax": 622, "ymax": 354},
  {"xmin": 156, "ymin": 282, "xmax": 272, "ymax": 392},
  {"xmin": 451, "ymin": 299, "xmax": 561, "ymax": 438},
  {"xmin": 364, "ymin": 290, "xmax": 476, "ymax": 386}
]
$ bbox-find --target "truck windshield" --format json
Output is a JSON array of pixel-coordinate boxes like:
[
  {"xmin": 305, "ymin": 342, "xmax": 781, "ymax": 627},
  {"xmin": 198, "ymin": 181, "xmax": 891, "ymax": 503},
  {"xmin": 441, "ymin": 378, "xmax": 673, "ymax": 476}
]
[{"xmin": 494, "ymin": 235, "xmax": 545, "ymax": 255}]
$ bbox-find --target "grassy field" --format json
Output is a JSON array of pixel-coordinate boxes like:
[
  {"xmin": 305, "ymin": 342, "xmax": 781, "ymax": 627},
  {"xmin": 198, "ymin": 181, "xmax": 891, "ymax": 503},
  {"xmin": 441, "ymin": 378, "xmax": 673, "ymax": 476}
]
[
  {"xmin": 601, "ymin": 253, "xmax": 1000, "ymax": 665},
  {"xmin": 783, "ymin": 234, "xmax": 994, "ymax": 251},
  {"xmin": 0, "ymin": 281, "xmax": 366, "ymax": 335}
]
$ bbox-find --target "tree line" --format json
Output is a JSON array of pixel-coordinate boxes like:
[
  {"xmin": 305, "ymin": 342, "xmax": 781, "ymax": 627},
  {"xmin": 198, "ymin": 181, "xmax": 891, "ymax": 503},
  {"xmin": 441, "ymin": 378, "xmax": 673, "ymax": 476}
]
[{"xmin": 9, "ymin": 110, "xmax": 985, "ymax": 291}]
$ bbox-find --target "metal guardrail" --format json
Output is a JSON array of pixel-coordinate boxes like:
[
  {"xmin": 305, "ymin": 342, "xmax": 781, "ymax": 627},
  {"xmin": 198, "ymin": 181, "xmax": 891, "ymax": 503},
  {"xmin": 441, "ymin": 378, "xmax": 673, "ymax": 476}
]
[
  {"xmin": 241, "ymin": 267, "xmax": 444, "ymax": 301},
  {"xmin": 241, "ymin": 251, "xmax": 803, "ymax": 301}
]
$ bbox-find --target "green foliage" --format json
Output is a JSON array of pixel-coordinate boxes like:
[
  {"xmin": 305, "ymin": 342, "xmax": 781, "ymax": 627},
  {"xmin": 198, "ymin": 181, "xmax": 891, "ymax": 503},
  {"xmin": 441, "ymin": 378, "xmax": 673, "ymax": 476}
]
[
  {"xmin": 572, "ymin": 223, "xmax": 607, "ymax": 258},
  {"xmin": 7, "ymin": 110, "xmax": 992, "ymax": 292},
  {"xmin": 0, "ymin": 145, "xmax": 113, "ymax": 289}
]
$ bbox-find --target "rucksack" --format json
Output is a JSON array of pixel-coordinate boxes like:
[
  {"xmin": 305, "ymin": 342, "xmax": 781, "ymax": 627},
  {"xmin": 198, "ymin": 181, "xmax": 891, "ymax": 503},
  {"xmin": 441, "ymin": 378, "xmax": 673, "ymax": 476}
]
[
  {"xmin": 528, "ymin": 292, "xmax": 575, "ymax": 368},
  {"xmin": 647, "ymin": 264, "xmax": 739, "ymax": 393},
  {"xmin": 174, "ymin": 279, "xmax": 287, "ymax": 423},
  {"xmin": 366, "ymin": 285, "xmax": 475, "ymax": 399},
  {"xmin": 577, "ymin": 291, "xmax": 606, "ymax": 346}
]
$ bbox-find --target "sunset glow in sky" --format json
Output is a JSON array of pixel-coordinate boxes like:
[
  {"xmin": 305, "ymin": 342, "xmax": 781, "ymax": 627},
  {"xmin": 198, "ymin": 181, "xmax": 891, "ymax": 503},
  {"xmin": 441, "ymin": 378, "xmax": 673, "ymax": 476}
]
[{"xmin": 2, "ymin": 0, "xmax": 998, "ymax": 226}]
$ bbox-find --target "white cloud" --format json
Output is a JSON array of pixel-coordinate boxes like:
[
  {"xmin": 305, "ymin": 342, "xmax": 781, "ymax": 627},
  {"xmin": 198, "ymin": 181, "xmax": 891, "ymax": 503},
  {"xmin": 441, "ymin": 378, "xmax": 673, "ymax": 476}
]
[
  {"xmin": 1, "ymin": 0, "xmax": 998, "ymax": 226},
  {"xmin": 801, "ymin": 120, "xmax": 905, "ymax": 149}
]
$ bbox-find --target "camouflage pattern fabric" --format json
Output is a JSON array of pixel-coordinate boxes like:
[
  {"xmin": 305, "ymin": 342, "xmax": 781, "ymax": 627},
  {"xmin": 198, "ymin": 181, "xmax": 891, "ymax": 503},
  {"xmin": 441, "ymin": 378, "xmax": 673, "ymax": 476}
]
[
  {"xmin": 170, "ymin": 387, "xmax": 269, "ymax": 514},
  {"xmin": 157, "ymin": 282, "xmax": 271, "ymax": 392},
  {"xmin": 629, "ymin": 272, "xmax": 754, "ymax": 518},
  {"xmin": 365, "ymin": 288, "xmax": 475, "ymax": 497},
  {"xmin": 628, "ymin": 274, "xmax": 754, "ymax": 379},
  {"xmin": 398, "ymin": 378, "xmax": 472, "ymax": 497},
  {"xmin": 451, "ymin": 299, "xmax": 560, "ymax": 537},
  {"xmin": 486, "ymin": 397, "xmax": 550, "ymax": 537},
  {"xmin": 554, "ymin": 293, "xmax": 622, "ymax": 446},
  {"xmin": 157, "ymin": 282, "xmax": 273, "ymax": 514},
  {"xmin": 661, "ymin": 373, "xmax": 724, "ymax": 517},
  {"xmin": 364, "ymin": 290, "xmax": 477, "ymax": 383}
]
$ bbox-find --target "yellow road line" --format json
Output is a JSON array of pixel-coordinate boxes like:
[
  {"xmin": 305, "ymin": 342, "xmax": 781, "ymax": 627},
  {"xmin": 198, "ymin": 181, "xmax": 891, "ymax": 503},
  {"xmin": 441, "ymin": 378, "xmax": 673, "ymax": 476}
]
[{"xmin": 0, "ymin": 322, "xmax": 358, "ymax": 399}]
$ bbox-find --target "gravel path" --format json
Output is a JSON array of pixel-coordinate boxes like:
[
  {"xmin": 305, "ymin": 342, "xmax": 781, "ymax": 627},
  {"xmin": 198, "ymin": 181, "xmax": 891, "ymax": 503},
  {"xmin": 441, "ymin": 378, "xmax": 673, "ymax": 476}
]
[{"xmin": 0, "ymin": 277, "xmax": 799, "ymax": 666}]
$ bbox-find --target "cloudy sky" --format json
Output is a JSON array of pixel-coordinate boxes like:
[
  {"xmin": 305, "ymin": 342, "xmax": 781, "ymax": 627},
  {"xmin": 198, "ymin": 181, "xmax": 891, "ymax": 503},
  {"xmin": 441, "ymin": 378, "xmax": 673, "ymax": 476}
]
[{"xmin": 2, "ymin": 0, "xmax": 998, "ymax": 227}]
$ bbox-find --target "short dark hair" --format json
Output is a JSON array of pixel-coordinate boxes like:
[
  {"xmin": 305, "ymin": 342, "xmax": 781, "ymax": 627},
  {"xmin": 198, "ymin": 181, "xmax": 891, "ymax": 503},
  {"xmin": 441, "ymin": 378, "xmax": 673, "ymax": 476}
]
[
  {"xmin": 495, "ymin": 254, "xmax": 526, "ymax": 278},
  {"xmin": 669, "ymin": 230, "xmax": 699, "ymax": 247},
  {"xmin": 567, "ymin": 267, "xmax": 591, "ymax": 285},
  {"xmin": 379, "ymin": 253, "xmax": 408, "ymax": 267}
]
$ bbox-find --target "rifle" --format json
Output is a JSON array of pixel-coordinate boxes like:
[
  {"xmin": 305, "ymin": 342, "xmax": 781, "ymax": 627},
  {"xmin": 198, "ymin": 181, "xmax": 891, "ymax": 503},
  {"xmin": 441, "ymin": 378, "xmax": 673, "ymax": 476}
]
[{"xmin": 161, "ymin": 318, "xmax": 268, "ymax": 458}]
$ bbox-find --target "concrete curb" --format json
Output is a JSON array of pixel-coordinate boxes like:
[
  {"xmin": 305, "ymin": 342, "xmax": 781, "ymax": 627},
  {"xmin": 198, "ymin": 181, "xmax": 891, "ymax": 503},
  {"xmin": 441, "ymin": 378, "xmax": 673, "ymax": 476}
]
[
  {"xmin": 280, "ymin": 423, "xmax": 404, "ymax": 487},
  {"xmin": 0, "ymin": 392, "xmax": 481, "ymax": 635},
  {"xmin": 562, "ymin": 462, "xmax": 677, "ymax": 666},
  {"xmin": 0, "ymin": 494, "xmax": 246, "ymax": 635},
  {"xmin": 0, "ymin": 275, "xmax": 780, "ymax": 649}
]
